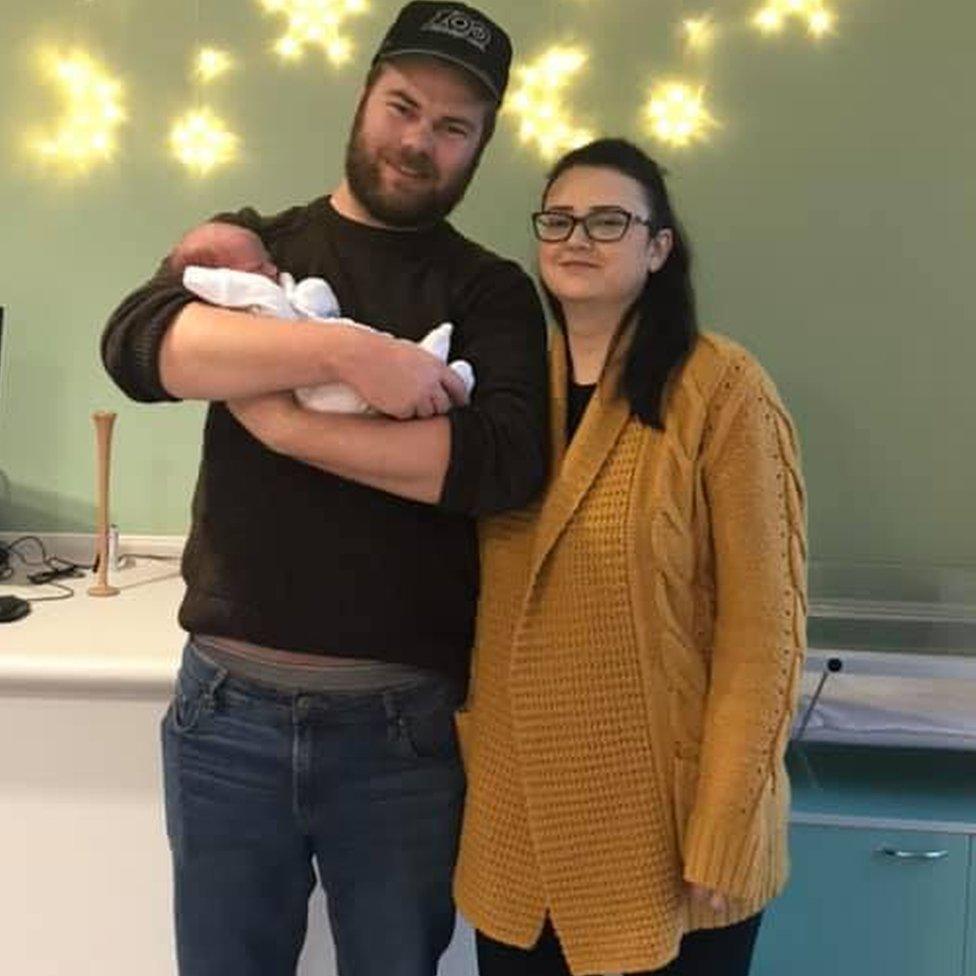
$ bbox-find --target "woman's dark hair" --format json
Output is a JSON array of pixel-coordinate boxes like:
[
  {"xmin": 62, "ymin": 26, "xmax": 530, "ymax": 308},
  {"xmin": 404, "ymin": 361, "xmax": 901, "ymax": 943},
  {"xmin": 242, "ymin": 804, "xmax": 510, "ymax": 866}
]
[{"xmin": 541, "ymin": 138, "xmax": 699, "ymax": 429}]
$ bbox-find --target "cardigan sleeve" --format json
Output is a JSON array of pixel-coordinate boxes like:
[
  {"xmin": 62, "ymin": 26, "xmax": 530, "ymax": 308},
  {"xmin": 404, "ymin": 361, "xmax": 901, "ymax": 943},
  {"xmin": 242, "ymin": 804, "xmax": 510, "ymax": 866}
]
[{"xmin": 681, "ymin": 350, "xmax": 807, "ymax": 901}]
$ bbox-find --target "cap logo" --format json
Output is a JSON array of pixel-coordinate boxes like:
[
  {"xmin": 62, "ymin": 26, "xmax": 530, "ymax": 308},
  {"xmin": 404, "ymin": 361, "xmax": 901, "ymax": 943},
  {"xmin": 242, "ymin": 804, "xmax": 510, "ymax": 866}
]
[{"xmin": 422, "ymin": 8, "xmax": 492, "ymax": 52}]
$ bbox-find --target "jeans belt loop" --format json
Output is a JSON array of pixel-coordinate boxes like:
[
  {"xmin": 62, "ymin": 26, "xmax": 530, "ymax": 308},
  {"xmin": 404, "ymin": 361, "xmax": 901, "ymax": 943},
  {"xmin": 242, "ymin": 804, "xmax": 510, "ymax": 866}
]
[{"xmin": 203, "ymin": 665, "xmax": 229, "ymax": 709}]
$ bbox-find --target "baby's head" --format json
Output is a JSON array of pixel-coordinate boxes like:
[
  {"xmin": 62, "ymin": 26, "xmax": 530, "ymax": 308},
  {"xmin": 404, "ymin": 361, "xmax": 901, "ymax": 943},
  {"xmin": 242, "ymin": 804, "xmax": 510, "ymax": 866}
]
[{"xmin": 167, "ymin": 222, "xmax": 278, "ymax": 280}]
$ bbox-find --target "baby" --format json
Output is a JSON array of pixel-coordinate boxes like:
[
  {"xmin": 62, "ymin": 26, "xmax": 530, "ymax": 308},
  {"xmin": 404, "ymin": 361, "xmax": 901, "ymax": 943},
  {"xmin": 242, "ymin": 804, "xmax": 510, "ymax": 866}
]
[{"xmin": 167, "ymin": 222, "xmax": 475, "ymax": 414}]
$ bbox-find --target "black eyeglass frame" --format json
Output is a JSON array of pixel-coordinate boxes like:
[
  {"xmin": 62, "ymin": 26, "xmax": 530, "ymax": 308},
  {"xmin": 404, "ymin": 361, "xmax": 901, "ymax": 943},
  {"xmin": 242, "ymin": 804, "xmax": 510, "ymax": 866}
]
[{"xmin": 531, "ymin": 207, "xmax": 657, "ymax": 243}]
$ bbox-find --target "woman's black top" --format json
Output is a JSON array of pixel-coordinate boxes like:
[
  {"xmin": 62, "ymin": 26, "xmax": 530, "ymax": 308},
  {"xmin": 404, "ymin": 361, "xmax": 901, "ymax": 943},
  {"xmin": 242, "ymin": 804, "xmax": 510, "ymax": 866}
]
[{"xmin": 566, "ymin": 380, "xmax": 597, "ymax": 441}]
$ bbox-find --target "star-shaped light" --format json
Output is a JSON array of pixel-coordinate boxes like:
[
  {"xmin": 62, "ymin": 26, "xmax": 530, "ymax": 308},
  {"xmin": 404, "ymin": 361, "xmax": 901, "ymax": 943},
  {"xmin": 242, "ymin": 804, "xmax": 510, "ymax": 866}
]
[
  {"xmin": 753, "ymin": 0, "xmax": 837, "ymax": 39},
  {"xmin": 683, "ymin": 15, "xmax": 716, "ymax": 52},
  {"xmin": 30, "ymin": 48, "xmax": 126, "ymax": 173},
  {"xmin": 505, "ymin": 46, "xmax": 594, "ymax": 160},
  {"xmin": 642, "ymin": 81, "xmax": 715, "ymax": 148},
  {"xmin": 195, "ymin": 47, "xmax": 235, "ymax": 83},
  {"xmin": 169, "ymin": 107, "xmax": 239, "ymax": 175},
  {"xmin": 259, "ymin": 0, "xmax": 369, "ymax": 66}
]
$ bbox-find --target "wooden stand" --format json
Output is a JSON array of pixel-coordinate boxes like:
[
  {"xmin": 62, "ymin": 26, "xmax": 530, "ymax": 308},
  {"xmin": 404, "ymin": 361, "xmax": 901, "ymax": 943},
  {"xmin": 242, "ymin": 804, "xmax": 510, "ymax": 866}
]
[{"xmin": 88, "ymin": 410, "xmax": 119, "ymax": 597}]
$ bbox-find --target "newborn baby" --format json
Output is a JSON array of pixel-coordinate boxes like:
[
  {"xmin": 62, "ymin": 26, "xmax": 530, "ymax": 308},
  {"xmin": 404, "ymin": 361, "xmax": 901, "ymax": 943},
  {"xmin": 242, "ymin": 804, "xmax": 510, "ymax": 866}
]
[{"xmin": 168, "ymin": 222, "xmax": 475, "ymax": 414}]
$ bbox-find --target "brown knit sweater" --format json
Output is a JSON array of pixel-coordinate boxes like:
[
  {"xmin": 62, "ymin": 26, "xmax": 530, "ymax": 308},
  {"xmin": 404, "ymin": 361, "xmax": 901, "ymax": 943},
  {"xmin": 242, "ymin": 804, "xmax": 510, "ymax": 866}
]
[{"xmin": 453, "ymin": 328, "xmax": 807, "ymax": 975}]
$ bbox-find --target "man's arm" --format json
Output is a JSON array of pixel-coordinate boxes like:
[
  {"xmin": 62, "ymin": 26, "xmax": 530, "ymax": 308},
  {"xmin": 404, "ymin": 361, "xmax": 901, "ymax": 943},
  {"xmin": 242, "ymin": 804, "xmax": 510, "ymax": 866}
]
[
  {"xmin": 158, "ymin": 302, "xmax": 354, "ymax": 399},
  {"xmin": 102, "ymin": 206, "xmax": 277, "ymax": 402},
  {"xmin": 230, "ymin": 392, "xmax": 450, "ymax": 503},
  {"xmin": 158, "ymin": 302, "xmax": 466, "ymax": 410},
  {"xmin": 229, "ymin": 262, "xmax": 550, "ymax": 515},
  {"xmin": 434, "ymin": 262, "xmax": 550, "ymax": 515},
  {"xmin": 157, "ymin": 220, "xmax": 362, "ymax": 399},
  {"xmin": 101, "ymin": 231, "xmax": 469, "ymax": 411}
]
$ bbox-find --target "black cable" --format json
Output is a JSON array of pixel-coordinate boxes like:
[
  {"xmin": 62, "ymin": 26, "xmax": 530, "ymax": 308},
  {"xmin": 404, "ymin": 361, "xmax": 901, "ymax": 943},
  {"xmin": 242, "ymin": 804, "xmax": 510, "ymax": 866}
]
[
  {"xmin": 794, "ymin": 657, "xmax": 843, "ymax": 741},
  {"xmin": 0, "ymin": 536, "xmax": 85, "ymax": 604},
  {"xmin": 27, "ymin": 561, "xmax": 84, "ymax": 585},
  {"xmin": 3, "ymin": 535, "xmax": 56, "ymax": 568},
  {"xmin": 791, "ymin": 657, "xmax": 844, "ymax": 792},
  {"xmin": 23, "ymin": 580, "xmax": 75, "ymax": 603}
]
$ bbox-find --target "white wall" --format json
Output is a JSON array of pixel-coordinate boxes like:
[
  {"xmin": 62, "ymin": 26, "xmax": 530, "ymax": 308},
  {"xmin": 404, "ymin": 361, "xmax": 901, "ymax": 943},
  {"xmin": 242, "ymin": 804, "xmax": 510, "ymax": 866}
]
[{"xmin": 0, "ymin": 692, "xmax": 477, "ymax": 976}]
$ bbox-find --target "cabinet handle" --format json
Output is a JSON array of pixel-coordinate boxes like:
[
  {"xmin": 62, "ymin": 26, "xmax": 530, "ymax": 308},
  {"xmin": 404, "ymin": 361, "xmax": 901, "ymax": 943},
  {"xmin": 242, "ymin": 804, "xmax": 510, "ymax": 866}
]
[{"xmin": 876, "ymin": 847, "xmax": 949, "ymax": 861}]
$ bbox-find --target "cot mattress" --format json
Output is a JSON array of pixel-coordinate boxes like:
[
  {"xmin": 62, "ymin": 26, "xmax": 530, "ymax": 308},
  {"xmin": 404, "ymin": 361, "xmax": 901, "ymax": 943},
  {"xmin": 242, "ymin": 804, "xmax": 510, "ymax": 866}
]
[{"xmin": 792, "ymin": 609, "xmax": 976, "ymax": 750}]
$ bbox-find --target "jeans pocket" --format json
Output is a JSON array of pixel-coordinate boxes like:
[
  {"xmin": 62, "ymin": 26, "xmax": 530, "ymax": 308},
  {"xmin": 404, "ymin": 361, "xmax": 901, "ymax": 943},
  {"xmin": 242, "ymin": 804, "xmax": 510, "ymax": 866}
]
[
  {"xmin": 395, "ymin": 701, "xmax": 461, "ymax": 762},
  {"xmin": 169, "ymin": 678, "xmax": 211, "ymax": 734}
]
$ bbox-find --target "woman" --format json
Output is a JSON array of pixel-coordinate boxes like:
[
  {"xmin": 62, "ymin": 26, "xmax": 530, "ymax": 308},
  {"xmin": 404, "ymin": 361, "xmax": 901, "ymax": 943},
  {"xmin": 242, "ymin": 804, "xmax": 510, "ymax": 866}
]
[{"xmin": 452, "ymin": 138, "xmax": 807, "ymax": 976}]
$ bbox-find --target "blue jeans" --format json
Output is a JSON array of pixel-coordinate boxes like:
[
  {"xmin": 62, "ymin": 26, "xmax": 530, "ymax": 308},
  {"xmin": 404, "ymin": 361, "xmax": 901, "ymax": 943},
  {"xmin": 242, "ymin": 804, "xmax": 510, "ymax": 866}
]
[{"xmin": 162, "ymin": 641, "xmax": 465, "ymax": 976}]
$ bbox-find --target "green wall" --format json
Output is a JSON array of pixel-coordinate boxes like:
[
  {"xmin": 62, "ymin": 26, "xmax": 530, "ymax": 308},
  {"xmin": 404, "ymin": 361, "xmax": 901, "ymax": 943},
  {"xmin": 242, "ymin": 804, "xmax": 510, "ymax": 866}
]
[{"xmin": 1, "ymin": 0, "xmax": 974, "ymax": 571}]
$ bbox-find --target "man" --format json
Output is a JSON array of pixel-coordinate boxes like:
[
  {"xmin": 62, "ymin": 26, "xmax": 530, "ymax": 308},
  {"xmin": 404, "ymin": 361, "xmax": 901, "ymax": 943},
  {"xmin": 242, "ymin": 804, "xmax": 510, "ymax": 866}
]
[{"xmin": 101, "ymin": 4, "xmax": 548, "ymax": 974}]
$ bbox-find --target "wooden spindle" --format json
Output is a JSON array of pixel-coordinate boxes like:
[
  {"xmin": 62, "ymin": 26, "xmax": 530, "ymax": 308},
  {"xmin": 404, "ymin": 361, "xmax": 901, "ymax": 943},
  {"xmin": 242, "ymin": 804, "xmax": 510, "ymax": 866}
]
[{"xmin": 88, "ymin": 410, "xmax": 119, "ymax": 597}]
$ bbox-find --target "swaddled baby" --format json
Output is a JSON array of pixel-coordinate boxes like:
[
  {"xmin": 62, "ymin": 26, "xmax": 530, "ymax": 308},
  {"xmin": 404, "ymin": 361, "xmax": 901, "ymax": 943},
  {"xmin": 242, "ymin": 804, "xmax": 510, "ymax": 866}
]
[{"xmin": 168, "ymin": 222, "xmax": 475, "ymax": 414}]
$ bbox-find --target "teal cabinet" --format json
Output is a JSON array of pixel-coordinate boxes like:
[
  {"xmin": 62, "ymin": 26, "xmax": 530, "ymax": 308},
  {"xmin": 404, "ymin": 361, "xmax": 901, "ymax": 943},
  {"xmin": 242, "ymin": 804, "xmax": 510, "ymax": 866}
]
[
  {"xmin": 751, "ymin": 746, "xmax": 976, "ymax": 976},
  {"xmin": 966, "ymin": 839, "xmax": 976, "ymax": 976},
  {"xmin": 753, "ymin": 825, "xmax": 969, "ymax": 976}
]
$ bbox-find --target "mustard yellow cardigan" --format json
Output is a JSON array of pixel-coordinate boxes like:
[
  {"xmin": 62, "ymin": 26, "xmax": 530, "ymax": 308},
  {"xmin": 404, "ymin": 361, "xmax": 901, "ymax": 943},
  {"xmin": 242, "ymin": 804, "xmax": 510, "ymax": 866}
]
[{"xmin": 453, "ymin": 328, "xmax": 807, "ymax": 975}]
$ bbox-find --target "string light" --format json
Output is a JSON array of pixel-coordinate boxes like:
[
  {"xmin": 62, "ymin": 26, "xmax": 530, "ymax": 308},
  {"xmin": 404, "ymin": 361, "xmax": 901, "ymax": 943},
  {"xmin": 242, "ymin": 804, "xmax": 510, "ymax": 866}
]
[
  {"xmin": 195, "ymin": 47, "xmax": 234, "ymax": 83},
  {"xmin": 753, "ymin": 0, "xmax": 837, "ymax": 39},
  {"xmin": 505, "ymin": 46, "xmax": 594, "ymax": 160},
  {"xmin": 23, "ymin": 1, "xmax": 840, "ymax": 177},
  {"xmin": 169, "ymin": 107, "xmax": 239, "ymax": 175},
  {"xmin": 259, "ymin": 0, "xmax": 369, "ymax": 66},
  {"xmin": 29, "ymin": 48, "xmax": 125, "ymax": 173},
  {"xmin": 642, "ymin": 80, "xmax": 715, "ymax": 148},
  {"xmin": 682, "ymin": 15, "xmax": 716, "ymax": 52}
]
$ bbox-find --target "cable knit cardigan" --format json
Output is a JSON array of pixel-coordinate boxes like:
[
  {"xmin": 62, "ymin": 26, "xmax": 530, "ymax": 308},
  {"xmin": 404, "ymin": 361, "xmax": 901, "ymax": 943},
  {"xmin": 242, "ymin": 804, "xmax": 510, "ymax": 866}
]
[{"xmin": 453, "ymin": 327, "xmax": 807, "ymax": 975}]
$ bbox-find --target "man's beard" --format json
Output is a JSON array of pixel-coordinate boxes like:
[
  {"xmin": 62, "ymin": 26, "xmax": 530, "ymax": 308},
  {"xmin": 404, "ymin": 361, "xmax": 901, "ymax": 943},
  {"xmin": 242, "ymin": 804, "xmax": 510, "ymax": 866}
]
[{"xmin": 344, "ymin": 117, "xmax": 478, "ymax": 228}]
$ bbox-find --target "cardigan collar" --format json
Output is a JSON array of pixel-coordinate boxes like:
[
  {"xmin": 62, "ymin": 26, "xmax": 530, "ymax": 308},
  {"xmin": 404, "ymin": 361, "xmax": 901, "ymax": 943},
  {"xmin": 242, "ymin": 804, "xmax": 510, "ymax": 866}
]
[{"xmin": 531, "ymin": 323, "xmax": 636, "ymax": 576}]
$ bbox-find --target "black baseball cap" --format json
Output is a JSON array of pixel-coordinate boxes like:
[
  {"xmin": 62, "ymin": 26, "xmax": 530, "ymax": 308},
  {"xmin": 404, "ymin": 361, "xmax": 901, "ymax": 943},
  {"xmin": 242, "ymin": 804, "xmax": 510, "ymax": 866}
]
[{"xmin": 372, "ymin": 2, "xmax": 513, "ymax": 104}]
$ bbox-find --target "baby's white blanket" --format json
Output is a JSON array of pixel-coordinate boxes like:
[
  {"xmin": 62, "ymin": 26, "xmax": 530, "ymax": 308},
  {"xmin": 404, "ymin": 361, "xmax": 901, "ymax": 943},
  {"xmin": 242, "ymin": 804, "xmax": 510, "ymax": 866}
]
[{"xmin": 183, "ymin": 265, "xmax": 475, "ymax": 414}]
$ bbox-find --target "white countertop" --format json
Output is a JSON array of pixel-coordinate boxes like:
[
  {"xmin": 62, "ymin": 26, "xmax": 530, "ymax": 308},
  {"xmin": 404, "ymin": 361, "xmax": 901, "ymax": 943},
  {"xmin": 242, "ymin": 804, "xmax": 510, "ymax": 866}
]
[
  {"xmin": 0, "ymin": 536, "xmax": 185, "ymax": 695},
  {"xmin": 5, "ymin": 533, "xmax": 976, "ymax": 734}
]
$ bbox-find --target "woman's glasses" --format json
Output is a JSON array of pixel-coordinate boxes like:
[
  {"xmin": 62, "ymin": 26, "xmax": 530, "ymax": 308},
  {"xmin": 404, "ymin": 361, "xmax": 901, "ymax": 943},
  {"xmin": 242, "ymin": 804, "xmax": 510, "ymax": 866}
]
[{"xmin": 531, "ymin": 207, "xmax": 655, "ymax": 243}]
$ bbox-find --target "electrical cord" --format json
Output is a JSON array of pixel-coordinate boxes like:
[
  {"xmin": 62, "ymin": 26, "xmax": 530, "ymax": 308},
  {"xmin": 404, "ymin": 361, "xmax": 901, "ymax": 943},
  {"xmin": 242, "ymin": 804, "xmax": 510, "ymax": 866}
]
[
  {"xmin": 2, "ymin": 535, "xmax": 58, "ymax": 566},
  {"xmin": 2, "ymin": 536, "xmax": 180, "ymax": 604},
  {"xmin": 0, "ymin": 536, "xmax": 85, "ymax": 603},
  {"xmin": 19, "ymin": 580, "xmax": 76, "ymax": 603},
  {"xmin": 116, "ymin": 552, "xmax": 181, "ymax": 569}
]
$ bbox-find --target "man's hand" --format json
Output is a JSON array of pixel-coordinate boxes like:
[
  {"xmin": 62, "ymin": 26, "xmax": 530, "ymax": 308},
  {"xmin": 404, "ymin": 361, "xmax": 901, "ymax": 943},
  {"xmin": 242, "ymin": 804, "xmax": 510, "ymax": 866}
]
[
  {"xmin": 335, "ymin": 327, "xmax": 470, "ymax": 419},
  {"xmin": 687, "ymin": 882, "xmax": 729, "ymax": 913}
]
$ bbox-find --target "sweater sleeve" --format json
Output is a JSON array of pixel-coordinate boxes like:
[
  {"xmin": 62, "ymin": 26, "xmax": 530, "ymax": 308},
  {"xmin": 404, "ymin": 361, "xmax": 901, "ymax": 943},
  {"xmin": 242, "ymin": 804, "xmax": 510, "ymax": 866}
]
[
  {"xmin": 681, "ymin": 350, "xmax": 807, "ymax": 900},
  {"xmin": 99, "ymin": 207, "xmax": 268, "ymax": 402},
  {"xmin": 438, "ymin": 262, "xmax": 549, "ymax": 517}
]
